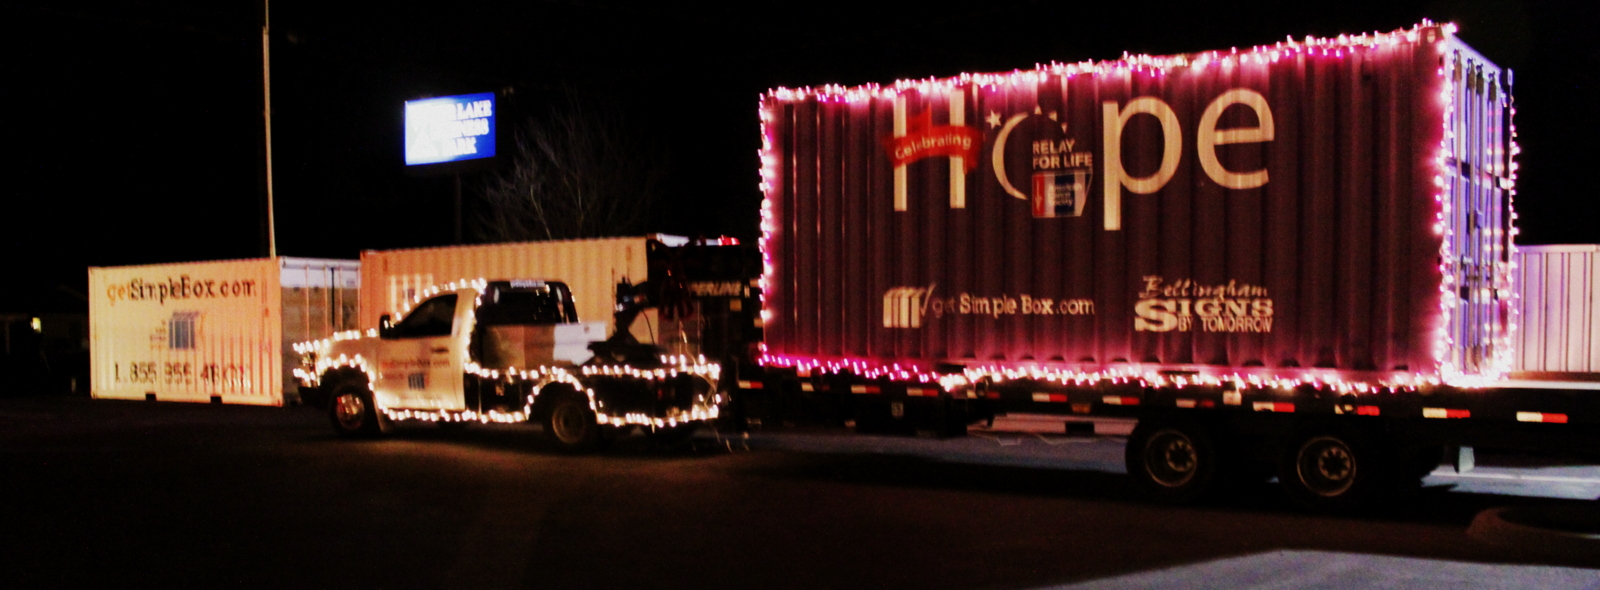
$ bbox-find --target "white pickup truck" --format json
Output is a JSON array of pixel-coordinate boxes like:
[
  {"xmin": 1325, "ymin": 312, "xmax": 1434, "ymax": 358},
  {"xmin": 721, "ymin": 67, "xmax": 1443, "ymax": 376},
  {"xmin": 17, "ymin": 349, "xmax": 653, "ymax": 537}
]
[{"xmin": 293, "ymin": 279, "xmax": 722, "ymax": 450}]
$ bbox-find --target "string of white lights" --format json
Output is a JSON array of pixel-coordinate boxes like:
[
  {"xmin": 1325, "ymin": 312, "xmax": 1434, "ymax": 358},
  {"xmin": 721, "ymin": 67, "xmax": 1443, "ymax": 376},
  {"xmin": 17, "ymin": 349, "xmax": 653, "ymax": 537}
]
[{"xmin": 294, "ymin": 279, "xmax": 723, "ymax": 428}]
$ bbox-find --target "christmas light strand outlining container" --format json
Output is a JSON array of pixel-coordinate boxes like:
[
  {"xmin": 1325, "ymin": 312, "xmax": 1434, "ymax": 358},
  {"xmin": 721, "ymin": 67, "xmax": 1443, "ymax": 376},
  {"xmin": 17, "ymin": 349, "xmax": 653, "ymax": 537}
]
[
  {"xmin": 757, "ymin": 21, "xmax": 1515, "ymax": 397},
  {"xmin": 294, "ymin": 278, "xmax": 722, "ymax": 428}
]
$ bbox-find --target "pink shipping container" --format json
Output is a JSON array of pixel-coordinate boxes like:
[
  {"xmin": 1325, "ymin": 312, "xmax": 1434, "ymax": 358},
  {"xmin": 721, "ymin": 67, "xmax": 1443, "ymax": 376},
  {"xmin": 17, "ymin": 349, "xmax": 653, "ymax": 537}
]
[
  {"xmin": 89, "ymin": 257, "xmax": 360, "ymax": 405},
  {"xmin": 758, "ymin": 22, "xmax": 1515, "ymax": 386}
]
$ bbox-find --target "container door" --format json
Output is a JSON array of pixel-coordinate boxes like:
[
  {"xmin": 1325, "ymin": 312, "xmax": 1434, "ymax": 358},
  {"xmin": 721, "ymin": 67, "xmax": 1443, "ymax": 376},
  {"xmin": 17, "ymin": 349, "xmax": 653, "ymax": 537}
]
[{"xmin": 374, "ymin": 293, "xmax": 466, "ymax": 410}]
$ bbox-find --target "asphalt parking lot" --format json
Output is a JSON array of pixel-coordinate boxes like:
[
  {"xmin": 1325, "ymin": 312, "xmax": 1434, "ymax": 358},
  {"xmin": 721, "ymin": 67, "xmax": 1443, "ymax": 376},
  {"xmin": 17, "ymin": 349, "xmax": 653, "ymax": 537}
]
[{"xmin": 3, "ymin": 397, "xmax": 1596, "ymax": 588}]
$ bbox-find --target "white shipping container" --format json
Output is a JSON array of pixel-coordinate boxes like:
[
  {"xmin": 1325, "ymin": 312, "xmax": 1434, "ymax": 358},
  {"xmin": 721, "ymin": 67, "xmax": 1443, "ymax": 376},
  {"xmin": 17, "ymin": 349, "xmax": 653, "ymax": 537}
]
[
  {"xmin": 360, "ymin": 237, "xmax": 665, "ymax": 336},
  {"xmin": 90, "ymin": 257, "xmax": 360, "ymax": 405},
  {"xmin": 1512, "ymin": 245, "xmax": 1600, "ymax": 377}
]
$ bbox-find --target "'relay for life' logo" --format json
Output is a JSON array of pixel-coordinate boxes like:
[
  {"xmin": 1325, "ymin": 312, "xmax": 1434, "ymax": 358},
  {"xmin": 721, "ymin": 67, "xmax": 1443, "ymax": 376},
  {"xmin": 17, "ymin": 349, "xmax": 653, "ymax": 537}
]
[{"xmin": 990, "ymin": 107, "xmax": 1094, "ymax": 219}]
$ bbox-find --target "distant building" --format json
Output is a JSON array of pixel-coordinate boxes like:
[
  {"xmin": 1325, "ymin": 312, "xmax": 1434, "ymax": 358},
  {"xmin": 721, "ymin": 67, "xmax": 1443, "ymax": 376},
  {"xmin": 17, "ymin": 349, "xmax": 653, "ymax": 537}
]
[{"xmin": 1, "ymin": 283, "xmax": 89, "ymax": 395}]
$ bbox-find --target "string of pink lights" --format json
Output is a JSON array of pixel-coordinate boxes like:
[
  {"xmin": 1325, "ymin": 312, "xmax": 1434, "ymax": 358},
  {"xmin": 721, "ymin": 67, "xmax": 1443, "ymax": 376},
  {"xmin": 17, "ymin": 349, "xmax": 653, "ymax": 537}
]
[{"xmin": 755, "ymin": 21, "xmax": 1518, "ymax": 395}]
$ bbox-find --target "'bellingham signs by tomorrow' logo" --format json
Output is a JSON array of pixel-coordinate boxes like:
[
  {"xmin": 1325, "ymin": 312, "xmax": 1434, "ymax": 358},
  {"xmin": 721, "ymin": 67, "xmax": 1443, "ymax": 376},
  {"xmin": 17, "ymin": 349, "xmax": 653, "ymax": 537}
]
[{"xmin": 404, "ymin": 92, "xmax": 496, "ymax": 166}]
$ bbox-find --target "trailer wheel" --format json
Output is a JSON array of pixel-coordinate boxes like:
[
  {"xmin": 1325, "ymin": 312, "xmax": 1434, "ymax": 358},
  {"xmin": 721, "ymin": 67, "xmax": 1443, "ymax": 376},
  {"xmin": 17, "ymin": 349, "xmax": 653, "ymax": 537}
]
[
  {"xmin": 329, "ymin": 381, "xmax": 386, "ymax": 438},
  {"xmin": 542, "ymin": 391, "xmax": 600, "ymax": 453},
  {"xmin": 1279, "ymin": 431, "xmax": 1385, "ymax": 510},
  {"xmin": 1126, "ymin": 419, "xmax": 1218, "ymax": 504}
]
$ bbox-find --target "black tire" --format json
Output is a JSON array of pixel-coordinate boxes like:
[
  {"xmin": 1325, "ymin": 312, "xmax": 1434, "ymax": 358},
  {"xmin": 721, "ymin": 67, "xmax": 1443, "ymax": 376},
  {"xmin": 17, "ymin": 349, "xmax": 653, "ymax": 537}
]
[
  {"xmin": 541, "ymin": 391, "xmax": 601, "ymax": 453},
  {"xmin": 328, "ymin": 381, "xmax": 386, "ymax": 438},
  {"xmin": 1125, "ymin": 418, "xmax": 1219, "ymax": 504},
  {"xmin": 1278, "ymin": 430, "xmax": 1388, "ymax": 510}
]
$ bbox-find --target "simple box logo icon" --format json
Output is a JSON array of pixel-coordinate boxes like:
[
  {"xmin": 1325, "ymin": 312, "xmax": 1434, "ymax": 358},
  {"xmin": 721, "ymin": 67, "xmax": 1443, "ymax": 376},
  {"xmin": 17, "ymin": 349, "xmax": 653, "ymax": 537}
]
[{"xmin": 883, "ymin": 286, "xmax": 935, "ymax": 329}]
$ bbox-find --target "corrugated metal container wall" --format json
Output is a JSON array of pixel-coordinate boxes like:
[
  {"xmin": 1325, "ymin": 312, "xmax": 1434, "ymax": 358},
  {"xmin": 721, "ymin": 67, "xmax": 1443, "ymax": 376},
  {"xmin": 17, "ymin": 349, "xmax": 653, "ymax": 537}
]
[
  {"xmin": 1513, "ymin": 245, "xmax": 1599, "ymax": 376},
  {"xmin": 759, "ymin": 23, "xmax": 1514, "ymax": 384},
  {"xmin": 91, "ymin": 259, "xmax": 283, "ymax": 405},
  {"xmin": 359, "ymin": 238, "xmax": 651, "ymax": 335},
  {"xmin": 90, "ymin": 257, "xmax": 362, "ymax": 405},
  {"xmin": 280, "ymin": 258, "xmax": 362, "ymax": 395}
]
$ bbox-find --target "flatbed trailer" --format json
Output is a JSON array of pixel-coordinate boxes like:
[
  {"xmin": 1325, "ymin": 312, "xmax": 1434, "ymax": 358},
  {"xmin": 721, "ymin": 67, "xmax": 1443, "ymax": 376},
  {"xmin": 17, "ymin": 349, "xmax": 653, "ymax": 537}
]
[
  {"xmin": 733, "ymin": 21, "xmax": 1600, "ymax": 508},
  {"xmin": 731, "ymin": 358, "xmax": 1598, "ymax": 507}
]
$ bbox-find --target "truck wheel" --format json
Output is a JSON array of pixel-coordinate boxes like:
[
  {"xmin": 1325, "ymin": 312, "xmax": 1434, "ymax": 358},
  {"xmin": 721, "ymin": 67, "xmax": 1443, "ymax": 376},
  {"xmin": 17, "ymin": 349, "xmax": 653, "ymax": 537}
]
[
  {"xmin": 543, "ymin": 392, "xmax": 600, "ymax": 452},
  {"xmin": 329, "ymin": 381, "xmax": 386, "ymax": 438},
  {"xmin": 1278, "ymin": 431, "xmax": 1385, "ymax": 510},
  {"xmin": 1125, "ymin": 419, "xmax": 1218, "ymax": 504}
]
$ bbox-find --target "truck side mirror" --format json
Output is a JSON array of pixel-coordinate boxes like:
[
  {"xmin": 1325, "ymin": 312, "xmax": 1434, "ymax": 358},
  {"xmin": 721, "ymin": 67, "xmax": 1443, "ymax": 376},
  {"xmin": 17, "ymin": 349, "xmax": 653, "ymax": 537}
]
[{"xmin": 379, "ymin": 314, "xmax": 394, "ymax": 339}]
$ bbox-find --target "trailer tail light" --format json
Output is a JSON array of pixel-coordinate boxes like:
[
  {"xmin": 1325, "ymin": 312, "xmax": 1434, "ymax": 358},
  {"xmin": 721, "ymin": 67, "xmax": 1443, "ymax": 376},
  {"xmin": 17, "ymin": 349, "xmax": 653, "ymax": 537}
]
[
  {"xmin": 1252, "ymin": 402, "xmax": 1295, "ymax": 413},
  {"xmin": 737, "ymin": 380, "xmax": 764, "ymax": 390},
  {"xmin": 1422, "ymin": 407, "xmax": 1471, "ymax": 419},
  {"xmin": 1515, "ymin": 412, "xmax": 1568, "ymax": 423},
  {"xmin": 1101, "ymin": 396, "xmax": 1140, "ymax": 406},
  {"xmin": 850, "ymin": 385, "xmax": 881, "ymax": 394},
  {"xmin": 1337, "ymin": 404, "xmax": 1381, "ymax": 416},
  {"xmin": 1032, "ymin": 393, "xmax": 1068, "ymax": 403},
  {"xmin": 905, "ymin": 387, "xmax": 937, "ymax": 397}
]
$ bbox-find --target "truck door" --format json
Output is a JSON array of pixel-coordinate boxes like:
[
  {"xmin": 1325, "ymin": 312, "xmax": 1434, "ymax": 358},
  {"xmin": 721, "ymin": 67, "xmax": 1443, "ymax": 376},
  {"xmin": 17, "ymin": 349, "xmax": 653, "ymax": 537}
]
[{"xmin": 375, "ymin": 292, "xmax": 467, "ymax": 411}]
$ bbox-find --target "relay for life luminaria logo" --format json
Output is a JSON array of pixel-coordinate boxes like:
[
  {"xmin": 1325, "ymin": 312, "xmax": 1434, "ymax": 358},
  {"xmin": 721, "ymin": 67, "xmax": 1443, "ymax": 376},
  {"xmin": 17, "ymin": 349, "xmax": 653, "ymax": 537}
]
[{"xmin": 989, "ymin": 107, "xmax": 1095, "ymax": 219}]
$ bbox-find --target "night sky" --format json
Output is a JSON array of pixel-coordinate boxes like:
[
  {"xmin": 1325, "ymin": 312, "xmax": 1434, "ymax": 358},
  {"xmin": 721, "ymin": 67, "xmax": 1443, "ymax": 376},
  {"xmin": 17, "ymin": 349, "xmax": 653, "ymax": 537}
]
[{"xmin": 7, "ymin": 0, "xmax": 1597, "ymax": 309}]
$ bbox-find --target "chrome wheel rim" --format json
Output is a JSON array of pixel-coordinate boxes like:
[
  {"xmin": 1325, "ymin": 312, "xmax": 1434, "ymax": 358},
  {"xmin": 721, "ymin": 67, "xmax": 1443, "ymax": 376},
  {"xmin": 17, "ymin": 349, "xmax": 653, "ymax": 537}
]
[
  {"xmin": 1143, "ymin": 429, "xmax": 1198, "ymax": 488},
  {"xmin": 1296, "ymin": 436, "xmax": 1357, "ymax": 497},
  {"xmin": 334, "ymin": 392, "xmax": 366, "ymax": 431},
  {"xmin": 550, "ymin": 403, "xmax": 589, "ymax": 444}
]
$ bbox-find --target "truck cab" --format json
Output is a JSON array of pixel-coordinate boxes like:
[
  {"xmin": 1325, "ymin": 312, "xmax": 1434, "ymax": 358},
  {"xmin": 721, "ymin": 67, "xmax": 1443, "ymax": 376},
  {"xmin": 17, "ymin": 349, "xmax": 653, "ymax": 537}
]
[{"xmin": 296, "ymin": 278, "xmax": 721, "ymax": 450}]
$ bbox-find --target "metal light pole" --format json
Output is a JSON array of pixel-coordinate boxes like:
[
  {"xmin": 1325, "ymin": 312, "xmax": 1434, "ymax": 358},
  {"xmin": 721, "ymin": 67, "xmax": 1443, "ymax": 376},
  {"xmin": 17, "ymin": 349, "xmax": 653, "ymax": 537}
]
[{"xmin": 263, "ymin": 0, "xmax": 278, "ymax": 258}]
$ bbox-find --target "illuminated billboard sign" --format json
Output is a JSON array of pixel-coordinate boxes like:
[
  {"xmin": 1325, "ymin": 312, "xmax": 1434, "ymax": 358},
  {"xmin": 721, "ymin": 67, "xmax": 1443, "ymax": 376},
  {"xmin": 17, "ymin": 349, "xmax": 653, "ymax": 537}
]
[{"xmin": 404, "ymin": 92, "xmax": 496, "ymax": 166}]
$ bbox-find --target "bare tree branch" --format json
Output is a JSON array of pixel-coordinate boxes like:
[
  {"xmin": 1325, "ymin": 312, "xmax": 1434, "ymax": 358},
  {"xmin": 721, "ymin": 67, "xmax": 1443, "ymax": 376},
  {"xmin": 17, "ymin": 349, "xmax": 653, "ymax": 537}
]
[{"xmin": 473, "ymin": 91, "xmax": 665, "ymax": 243}]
